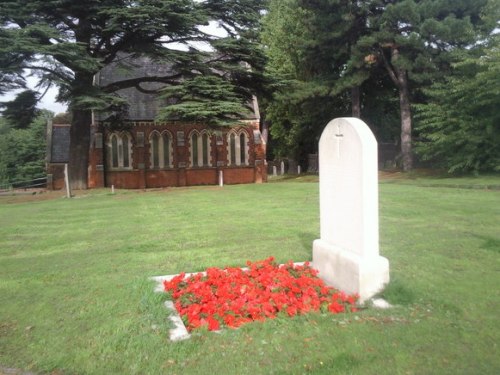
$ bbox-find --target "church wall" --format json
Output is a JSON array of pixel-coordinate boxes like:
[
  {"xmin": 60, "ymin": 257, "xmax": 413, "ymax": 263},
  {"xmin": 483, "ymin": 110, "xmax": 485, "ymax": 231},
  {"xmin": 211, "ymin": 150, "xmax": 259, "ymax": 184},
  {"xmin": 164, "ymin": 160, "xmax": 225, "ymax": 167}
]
[
  {"xmin": 106, "ymin": 170, "xmax": 143, "ymax": 189},
  {"xmin": 185, "ymin": 169, "xmax": 218, "ymax": 186},
  {"xmin": 145, "ymin": 170, "xmax": 180, "ymax": 188},
  {"xmin": 222, "ymin": 167, "xmax": 256, "ymax": 184},
  {"xmin": 87, "ymin": 120, "xmax": 267, "ymax": 189},
  {"xmin": 47, "ymin": 164, "xmax": 66, "ymax": 190}
]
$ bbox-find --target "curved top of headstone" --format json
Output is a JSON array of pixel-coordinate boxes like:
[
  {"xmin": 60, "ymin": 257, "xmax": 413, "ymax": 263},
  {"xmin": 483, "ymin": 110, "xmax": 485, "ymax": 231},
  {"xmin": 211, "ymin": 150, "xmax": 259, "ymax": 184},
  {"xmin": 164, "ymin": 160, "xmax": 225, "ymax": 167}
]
[
  {"xmin": 318, "ymin": 117, "xmax": 379, "ymax": 257},
  {"xmin": 320, "ymin": 117, "xmax": 377, "ymax": 152}
]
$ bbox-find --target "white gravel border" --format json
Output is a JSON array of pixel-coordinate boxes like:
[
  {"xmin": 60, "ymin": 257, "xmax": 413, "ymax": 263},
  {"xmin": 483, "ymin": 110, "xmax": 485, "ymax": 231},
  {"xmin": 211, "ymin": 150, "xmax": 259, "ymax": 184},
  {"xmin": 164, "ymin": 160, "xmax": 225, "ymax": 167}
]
[{"xmin": 150, "ymin": 262, "xmax": 394, "ymax": 342}]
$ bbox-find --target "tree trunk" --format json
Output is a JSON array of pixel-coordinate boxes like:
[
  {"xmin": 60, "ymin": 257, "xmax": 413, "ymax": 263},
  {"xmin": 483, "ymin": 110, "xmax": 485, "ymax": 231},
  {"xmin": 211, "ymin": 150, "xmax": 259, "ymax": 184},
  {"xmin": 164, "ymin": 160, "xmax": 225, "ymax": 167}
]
[
  {"xmin": 261, "ymin": 118, "xmax": 269, "ymax": 144},
  {"xmin": 383, "ymin": 46, "xmax": 413, "ymax": 171},
  {"xmin": 396, "ymin": 69, "xmax": 413, "ymax": 171},
  {"xmin": 351, "ymin": 86, "xmax": 361, "ymax": 118},
  {"xmin": 69, "ymin": 108, "xmax": 92, "ymax": 189},
  {"xmin": 68, "ymin": 72, "xmax": 94, "ymax": 190}
]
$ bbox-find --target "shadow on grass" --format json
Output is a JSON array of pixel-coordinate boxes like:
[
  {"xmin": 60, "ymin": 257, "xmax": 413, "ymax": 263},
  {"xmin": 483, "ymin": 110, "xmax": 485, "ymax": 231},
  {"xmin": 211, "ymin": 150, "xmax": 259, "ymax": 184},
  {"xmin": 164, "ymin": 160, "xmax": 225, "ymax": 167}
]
[
  {"xmin": 305, "ymin": 353, "xmax": 361, "ymax": 375},
  {"xmin": 376, "ymin": 278, "xmax": 417, "ymax": 306},
  {"xmin": 477, "ymin": 235, "xmax": 500, "ymax": 253},
  {"xmin": 298, "ymin": 231, "xmax": 317, "ymax": 253}
]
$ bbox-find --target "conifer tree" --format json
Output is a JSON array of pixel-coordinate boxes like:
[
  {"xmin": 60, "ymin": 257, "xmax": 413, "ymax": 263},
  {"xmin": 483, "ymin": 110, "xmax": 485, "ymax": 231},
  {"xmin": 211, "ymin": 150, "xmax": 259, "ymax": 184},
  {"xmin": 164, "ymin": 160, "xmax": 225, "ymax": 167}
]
[
  {"xmin": 262, "ymin": 0, "xmax": 495, "ymax": 170},
  {"xmin": 261, "ymin": 0, "xmax": 389, "ymax": 162},
  {"xmin": 415, "ymin": 35, "xmax": 500, "ymax": 173},
  {"xmin": 355, "ymin": 0, "xmax": 493, "ymax": 170},
  {"xmin": 0, "ymin": 0, "xmax": 267, "ymax": 189},
  {"xmin": 0, "ymin": 90, "xmax": 40, "ymax": 129},
  {"xmin": 0, "ymin": 111, "xmax": 50, "ymax": 185}
]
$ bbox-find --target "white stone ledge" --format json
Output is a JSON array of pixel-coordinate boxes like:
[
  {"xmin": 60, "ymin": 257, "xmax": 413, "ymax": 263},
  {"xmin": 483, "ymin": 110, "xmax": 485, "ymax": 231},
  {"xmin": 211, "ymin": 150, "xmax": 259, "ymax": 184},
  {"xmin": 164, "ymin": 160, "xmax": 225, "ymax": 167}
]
[{"xmin": 164, "ymin": 301, "xmax": 191, "ymax": 341}]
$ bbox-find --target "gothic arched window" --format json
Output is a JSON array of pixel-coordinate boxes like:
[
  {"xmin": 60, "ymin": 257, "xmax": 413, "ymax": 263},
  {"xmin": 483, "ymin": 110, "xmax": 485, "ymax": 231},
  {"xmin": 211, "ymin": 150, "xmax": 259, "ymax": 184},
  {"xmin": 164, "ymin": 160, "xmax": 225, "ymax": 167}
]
[
  {"xmin": 108, "ymin": 132, "xmax": 133, "ymax": 169},
  {"xmin": 149, "ymin": 131, "xmax": 173, "ymax": 169},
  {"xmin": 190, "ymin": 130, "xmax": 212, "ymax": 167},
  {"xmin": 227, "ymin": 130, "xmax": 249, "ymax": 166}
]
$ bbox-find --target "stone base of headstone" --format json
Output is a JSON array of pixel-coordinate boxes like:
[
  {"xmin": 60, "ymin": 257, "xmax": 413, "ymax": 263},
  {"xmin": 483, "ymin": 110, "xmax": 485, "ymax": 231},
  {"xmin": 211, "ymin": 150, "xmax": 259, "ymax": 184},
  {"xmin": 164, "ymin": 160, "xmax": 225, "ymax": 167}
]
[{"xmin": 313, "ymin": 239, "xmax": 389, "ymax": 303}]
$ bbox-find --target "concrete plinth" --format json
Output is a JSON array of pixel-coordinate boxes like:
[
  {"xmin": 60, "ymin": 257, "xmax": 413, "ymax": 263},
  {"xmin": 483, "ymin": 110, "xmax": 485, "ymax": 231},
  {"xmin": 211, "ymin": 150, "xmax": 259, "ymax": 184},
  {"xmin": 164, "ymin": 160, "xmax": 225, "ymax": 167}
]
[{"xmin": 313, "ymin": 239, "xmax": 389, "ymax": 302}]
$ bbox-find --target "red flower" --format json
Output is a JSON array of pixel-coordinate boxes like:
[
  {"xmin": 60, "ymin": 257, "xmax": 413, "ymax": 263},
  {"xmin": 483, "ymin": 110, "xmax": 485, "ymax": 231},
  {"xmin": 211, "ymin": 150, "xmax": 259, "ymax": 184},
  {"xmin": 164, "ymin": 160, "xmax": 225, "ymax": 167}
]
[
  {"xmin": 286, "ymin": 305, "xmax": 298, "ymax": 317},
  {"xmin": 328, "ymin": 301, "xmax": 345, "ymax": 313},
  {"xmin": 163, "ymin": 258, "xmax": 358, "ymax": 332},
  {"xmin": 207, "ymin": 315, "xmax": 220, "ymax": 331}
]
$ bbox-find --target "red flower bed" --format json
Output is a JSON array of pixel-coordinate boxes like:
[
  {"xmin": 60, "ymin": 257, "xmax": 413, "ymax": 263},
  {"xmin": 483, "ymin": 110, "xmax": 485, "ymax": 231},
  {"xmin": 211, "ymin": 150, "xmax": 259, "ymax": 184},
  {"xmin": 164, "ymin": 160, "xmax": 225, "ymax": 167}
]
[{"xmin": 163, "ymin": 257, "xmax": 358, "ymax": 331}]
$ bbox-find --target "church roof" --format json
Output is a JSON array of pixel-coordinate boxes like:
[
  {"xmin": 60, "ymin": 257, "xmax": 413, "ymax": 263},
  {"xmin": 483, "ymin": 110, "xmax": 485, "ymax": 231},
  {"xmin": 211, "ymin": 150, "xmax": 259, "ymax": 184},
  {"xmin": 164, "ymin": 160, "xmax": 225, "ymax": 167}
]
[{"xmin": 95, "ymin": 55, "xmax": 259, "ymax": 122}]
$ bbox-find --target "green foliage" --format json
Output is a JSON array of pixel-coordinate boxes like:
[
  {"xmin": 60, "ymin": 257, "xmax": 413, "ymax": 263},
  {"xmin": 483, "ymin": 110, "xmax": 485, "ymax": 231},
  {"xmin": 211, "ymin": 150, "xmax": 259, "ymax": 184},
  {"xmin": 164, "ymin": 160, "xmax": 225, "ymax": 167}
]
[
  {"xmin": 52, "ymin": 112, "xmax": 71, "ymax": 124},
  {"xmin": 0, "ymin": 0, "xmax": 267, "ymax": 117},
  {"xmin": 266, "ymin": 91, "xmax": 350, "ymax": 161},
  {"xmin": 0, "ymin": 111, "xmax": 51, "ymax": 186},
  {"xmin": 261, "ymin": 0, "xmax": 399, "ymax": 161},
  {"xmin": 0, "ymin": 90, "xmax": 40, "ymax": 129},
  {"xmin": 262, "ymin": 0, "xmax": 495, "ymax": 168},
  {"xmin": 159, "ymin": 75, "xmax": 251, "ymax": 126},
  {"xmin": 357, "ymin": 0, "xmax": 491, "ymax": 82},
  {"xmin": 155, "ymin": 7, "xmax": 270, "ymax": 125},
  {"xmin": 415, "ymin": 38, "xmax": 500, "ymax": 173},
  {"xmin": 1, "ymin": 0, "xmax": 269, "ymax": 186},
  {"xmin": 261, "ymin": 0, "xmax": 340, "ymax": 160}
]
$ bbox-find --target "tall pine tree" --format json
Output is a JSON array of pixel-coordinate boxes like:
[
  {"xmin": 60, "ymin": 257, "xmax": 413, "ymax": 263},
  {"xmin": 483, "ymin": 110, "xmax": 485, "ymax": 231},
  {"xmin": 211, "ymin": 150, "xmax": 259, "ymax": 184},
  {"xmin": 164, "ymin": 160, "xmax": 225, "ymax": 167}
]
[
  {"xmin": 355, "ymin": 0, "xmax": 493, "ymax": 170},
  {"xmin": 415, "ymin": 35, "xmax": 500, "ymax": 173},
  {"xmin": 0, "ymin": 90, "xmax": 40, "ymax": 129},
  {"xmin": 262, "ymin": 0, "xmax": 495, "ymax": 170},
  {"xmin": 261, "ymin": 0, "xmax": 394, "ymax": 163}
]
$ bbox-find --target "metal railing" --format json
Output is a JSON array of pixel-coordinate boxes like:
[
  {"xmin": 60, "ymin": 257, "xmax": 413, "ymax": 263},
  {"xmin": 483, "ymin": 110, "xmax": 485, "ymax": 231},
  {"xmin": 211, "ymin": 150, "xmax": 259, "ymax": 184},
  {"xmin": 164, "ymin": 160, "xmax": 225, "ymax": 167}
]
[{"xmin": 0, "ymin": 176, "xmax": 48, "ymax": 192}]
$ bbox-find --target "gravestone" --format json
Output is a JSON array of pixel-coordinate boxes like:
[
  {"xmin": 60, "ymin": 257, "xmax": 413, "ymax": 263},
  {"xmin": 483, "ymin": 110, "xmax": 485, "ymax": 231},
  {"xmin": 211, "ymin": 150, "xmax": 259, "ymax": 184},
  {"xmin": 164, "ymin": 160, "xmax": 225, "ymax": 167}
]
[
  {"xmin": 288, "ymin": 159, "xmax": 298, "ymax": 175},
  {"xmin": 219, "ymin": 171, "xmax": 224, "ymax": 187},
  {"xmin": 312, "ymin": 117, "xmax": 389, "ymax": 302}
]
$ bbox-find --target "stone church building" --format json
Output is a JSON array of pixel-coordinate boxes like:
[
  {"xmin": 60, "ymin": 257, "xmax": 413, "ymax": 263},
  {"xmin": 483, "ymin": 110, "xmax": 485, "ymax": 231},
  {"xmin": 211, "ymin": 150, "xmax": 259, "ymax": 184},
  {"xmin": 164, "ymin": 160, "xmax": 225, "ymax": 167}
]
[{"xmin": 47, "ymin": 57, "xmax": 267, "ymax": 189}]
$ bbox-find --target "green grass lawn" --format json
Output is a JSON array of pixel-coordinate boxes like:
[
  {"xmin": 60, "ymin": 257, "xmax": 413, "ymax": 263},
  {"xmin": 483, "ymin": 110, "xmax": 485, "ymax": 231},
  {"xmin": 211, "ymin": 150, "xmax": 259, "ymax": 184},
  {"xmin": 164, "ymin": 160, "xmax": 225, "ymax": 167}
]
[{"xmin": 1, "ymin": 179, "xmax": 499, "ymax": 374}]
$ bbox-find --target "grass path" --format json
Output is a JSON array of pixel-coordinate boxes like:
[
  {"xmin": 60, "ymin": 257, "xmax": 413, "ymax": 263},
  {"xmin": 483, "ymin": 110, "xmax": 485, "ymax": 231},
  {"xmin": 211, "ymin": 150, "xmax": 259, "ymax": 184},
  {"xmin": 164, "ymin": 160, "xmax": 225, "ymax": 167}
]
[{"xmin": 1, "ymin": 179, "xmax": 499, "ymax": 374}]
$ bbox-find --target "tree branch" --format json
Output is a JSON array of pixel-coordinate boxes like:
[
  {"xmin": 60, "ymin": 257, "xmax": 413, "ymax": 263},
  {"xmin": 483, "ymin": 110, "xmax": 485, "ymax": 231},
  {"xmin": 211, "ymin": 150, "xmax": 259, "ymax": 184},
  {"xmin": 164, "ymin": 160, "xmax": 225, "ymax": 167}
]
[
  {"xmin": 101, "ymin": 74, "xmax": 184, "ymax": 93},
  {"xmin": 158, "ymin": 35, "xmax": 214, "ymax": 45},
  {"xmin": 21, "ymin": 64, "xmax": 72, "ymax": 83},
  {"xmin": 378, "ymin": 46, "xmax": 399, "ymax": 87}
]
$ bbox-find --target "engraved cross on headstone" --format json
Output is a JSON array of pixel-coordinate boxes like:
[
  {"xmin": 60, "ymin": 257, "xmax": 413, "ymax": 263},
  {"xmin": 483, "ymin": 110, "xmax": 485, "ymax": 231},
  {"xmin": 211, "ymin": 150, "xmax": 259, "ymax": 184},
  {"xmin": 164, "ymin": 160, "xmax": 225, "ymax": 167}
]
[{"xmin": 335, "ymin": 124, "xmax": 343, "ymax": 158}]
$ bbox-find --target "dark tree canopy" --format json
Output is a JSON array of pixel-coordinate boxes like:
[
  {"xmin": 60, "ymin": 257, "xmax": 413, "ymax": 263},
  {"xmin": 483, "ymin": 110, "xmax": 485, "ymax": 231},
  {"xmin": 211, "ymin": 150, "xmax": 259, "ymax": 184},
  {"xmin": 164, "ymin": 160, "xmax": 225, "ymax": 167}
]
[
  {"xmin": 262, "ymin": 0, "xmax": 496, "ymax": 170},
  {"xmin": 0, "ymin": 110, "xmax": 50, "ymax": 186},
  {"xmin": 354, "ymin": 0, "xmax": 492, "ymax": 170},
  {"xmin": 0, "ymin": 0, "xmax": 268, "ymax": 188},
  {"xmin": 416, "ymin": 35, "xmax": 500, "ymax": 173},
  {"xmin": 0, "ymin": 89, "xmax": 40, "ymax": 129},
  {"xmin": 261, "ymin": 0, "xmax": 395, "ymax": 163}
]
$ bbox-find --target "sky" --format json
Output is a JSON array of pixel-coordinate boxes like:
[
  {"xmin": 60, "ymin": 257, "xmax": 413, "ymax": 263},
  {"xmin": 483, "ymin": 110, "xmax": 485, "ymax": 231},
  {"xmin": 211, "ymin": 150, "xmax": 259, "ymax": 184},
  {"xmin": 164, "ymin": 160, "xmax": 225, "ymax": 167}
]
[{"xmin": 1, "ymin": 81, "xmax": 67, "ymax": 114}]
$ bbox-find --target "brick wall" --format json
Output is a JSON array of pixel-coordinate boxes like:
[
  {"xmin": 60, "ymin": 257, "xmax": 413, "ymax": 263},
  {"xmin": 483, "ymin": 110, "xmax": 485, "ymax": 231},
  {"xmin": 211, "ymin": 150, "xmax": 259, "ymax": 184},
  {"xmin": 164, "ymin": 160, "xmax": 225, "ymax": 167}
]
[
  {"xmin": 223, "ymin": 167, "xmax": 256, "ymax": 184},
  {"xmin": 145, "ymin": 170, "xmax": 180, "ymax": 188},
  {"xmin": 86, "ymin": 120, "xmax": 267, "ymax": 189},
  {"xmin": 47, "ymin": 164, "xmax": 66, "ymax": 190}
]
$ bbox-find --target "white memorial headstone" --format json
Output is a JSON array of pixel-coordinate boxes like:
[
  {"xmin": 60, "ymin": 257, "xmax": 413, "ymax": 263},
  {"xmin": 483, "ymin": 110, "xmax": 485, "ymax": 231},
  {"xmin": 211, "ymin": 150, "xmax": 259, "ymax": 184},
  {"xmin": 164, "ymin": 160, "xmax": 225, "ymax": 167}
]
[
  {"xmin": 312, "ymin": 117, "xmax": 389, "ymax": 302},
  {"xmin": 280, "ymin": 161, "xmax": 285, "ymax": 175},
  {"xmin": 273, "ymin": 166, "xmax": 277, "ymax": 176},
  {"xmin": 219, "ymin": 171, "xmax": 224, "ymax": 187}
]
